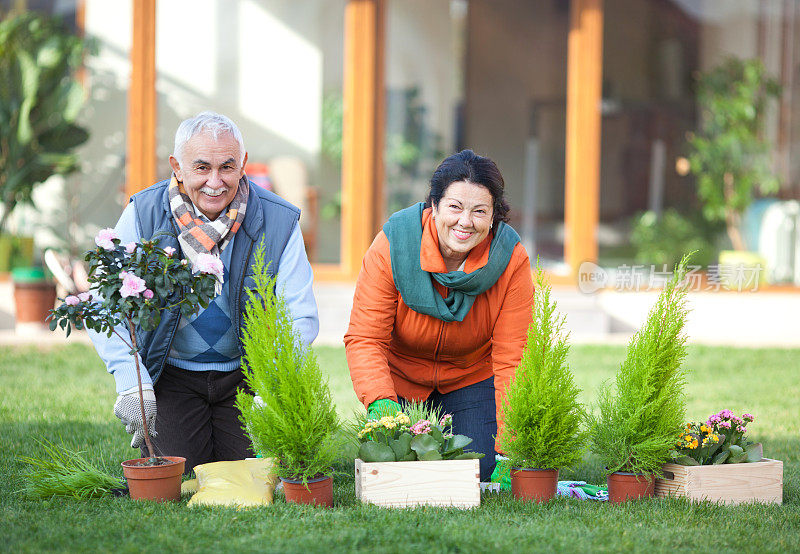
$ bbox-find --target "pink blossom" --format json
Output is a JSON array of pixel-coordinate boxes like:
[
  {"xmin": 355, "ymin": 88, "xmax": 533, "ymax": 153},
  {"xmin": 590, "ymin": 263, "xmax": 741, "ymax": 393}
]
[
  {"xmin": 719, "ymin": 409, "xmax": 734, "ymax": 419},
  {"xmin": 64, "ymin": 295, "xmax": 80, "ymax": 306},
  {"xmin": 125, "ymin": 242, "xmax": 137, "ymax": 254},
  {"xmin": 143, "ymin": 289, "xmax": 154, "ymax": 299},
  {"xmin": 119, "ymin": 273, "xmax": 147, "ymax": 298},
  {"xmin": 195, "ymin": 253, "xmax": 224, "ymax": 278},
  {"xmin": 439, "ymin": 414, "xmax": 453, "ymax": 427},
  {"xmin": 410, "ymin": 420, "xmax": 432, "ymax": 435},
  {"xmin": 736, "ymin": 425, "xmax": 746, "ymax": 433},
  {"xmin": 718, "ymin": 420, "xmax": 732, "ymax": 429},
  {"xmin": 743, "ymin": 413, "xmax": 755, "ymax": 422},
  {"xmin": 181, "ymin": 259, "xmax": 188, "ymax": 266},
  {"xmin": 95, "ymin": 228, "xmax": 118, "ymax": 250},
  {"xmin": 77, "ymin": 292, "xmax": 92, "ymax": 302},
  {"xmin": 163, "ymin": 246, "xmax": 176, "ymax": 257}
]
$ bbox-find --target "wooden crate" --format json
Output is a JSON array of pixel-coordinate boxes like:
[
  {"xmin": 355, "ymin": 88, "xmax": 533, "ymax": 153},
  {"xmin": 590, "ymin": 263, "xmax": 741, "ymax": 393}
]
[
  {"xmin": 354, "ymin": 458, "xmax": 480, "ymax": 508},
  {"xmin": 655, "ymin": 458, "xmax": 783, "ymax": 505}
]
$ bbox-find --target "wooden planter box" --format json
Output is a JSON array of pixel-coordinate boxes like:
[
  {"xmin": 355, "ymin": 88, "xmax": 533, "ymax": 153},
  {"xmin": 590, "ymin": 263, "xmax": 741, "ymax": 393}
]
[
  {"xmin": 655, "ymin": 458, "xmax": 783, "ymax": 505},
  {"xmin": 354, "ymin": 458, "xmax": 480, "ymax": 508}
]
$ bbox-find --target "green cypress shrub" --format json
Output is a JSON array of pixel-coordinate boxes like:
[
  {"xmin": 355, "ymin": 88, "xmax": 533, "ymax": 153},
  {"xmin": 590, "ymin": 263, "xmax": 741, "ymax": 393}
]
[
  {"xmin": 236, "ymin": 245, "xmax": 341, "ymax": 483},
  {"xmin": 589, "ymin": 256, "xmax": 691, "ymax": 476},
  {"xmin": 499, "ymin": 265, "xmax": 586, "ymax": 470}
]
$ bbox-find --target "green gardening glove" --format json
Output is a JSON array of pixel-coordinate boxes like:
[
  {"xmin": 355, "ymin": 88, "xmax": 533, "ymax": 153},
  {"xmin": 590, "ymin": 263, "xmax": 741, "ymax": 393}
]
[
  {"xmin": 367, "ymin": 398, "xmax": 402, "ymax": 419},
  {"xmin": 490, "ymin": 455, "xmax": 512, "ymax": 491}
]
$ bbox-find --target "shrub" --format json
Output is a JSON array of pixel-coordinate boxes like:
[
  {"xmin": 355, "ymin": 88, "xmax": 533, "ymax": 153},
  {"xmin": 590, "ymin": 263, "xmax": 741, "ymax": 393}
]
[
  {"xmin": 688, "ymin": 58, "xmax": 781, "ymax": 251},
  {"xmin": 589, "ymin": 255, "xmax": 691, "ymax": 476},
  {"xmin": 499, "ymin": 264, "xmax": 586, "ymax": 470},
  {"xmin": 631, "ymin": 209, "xmax": 720, "ymax": 268},
  {"xmin": 236, "ymin": 244, "xmax": 340, "ymax": 483},
  {"xmin": 0, "ymin": 12, "xmax": 93, "ymax": 232}
]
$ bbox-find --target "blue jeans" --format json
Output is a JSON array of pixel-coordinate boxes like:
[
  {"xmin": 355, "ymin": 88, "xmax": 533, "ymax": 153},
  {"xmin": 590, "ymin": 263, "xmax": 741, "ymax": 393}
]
[{"xmin": 401, "ymin": 377, "xmax": 497, "ymax": 481}]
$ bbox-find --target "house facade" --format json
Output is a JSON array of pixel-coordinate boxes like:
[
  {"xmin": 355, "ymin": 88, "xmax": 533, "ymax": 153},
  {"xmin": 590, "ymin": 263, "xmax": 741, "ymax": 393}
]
[{"xmin": 5, "ymin": 0, "xmax": 800, "ymax": 283}]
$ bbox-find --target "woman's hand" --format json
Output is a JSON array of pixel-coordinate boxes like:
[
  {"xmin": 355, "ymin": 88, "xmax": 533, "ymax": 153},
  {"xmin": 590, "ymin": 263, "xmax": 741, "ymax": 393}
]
[{"xmin": 367, "ymin": 398, "xmax": 402, "ymax": 419}]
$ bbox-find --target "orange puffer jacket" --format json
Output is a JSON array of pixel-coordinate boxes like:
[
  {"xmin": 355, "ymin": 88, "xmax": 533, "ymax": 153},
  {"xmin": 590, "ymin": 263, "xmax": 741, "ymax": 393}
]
[{"xmin": 344, "ymin": 208, "xmax": 534, "ymax": 451}]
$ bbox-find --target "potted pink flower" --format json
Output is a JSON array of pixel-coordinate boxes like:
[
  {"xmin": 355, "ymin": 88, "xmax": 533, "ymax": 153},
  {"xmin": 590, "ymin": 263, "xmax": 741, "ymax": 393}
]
[{"xmin": 49, "ymin": 228, "xmax": 219, "ymax": 501}]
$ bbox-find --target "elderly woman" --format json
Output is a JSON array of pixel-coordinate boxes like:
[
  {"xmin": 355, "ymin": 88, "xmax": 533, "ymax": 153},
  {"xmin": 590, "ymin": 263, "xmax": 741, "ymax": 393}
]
[{"xmin": 345, "ymin": 149, "xmax": 534, "ymax": 480}]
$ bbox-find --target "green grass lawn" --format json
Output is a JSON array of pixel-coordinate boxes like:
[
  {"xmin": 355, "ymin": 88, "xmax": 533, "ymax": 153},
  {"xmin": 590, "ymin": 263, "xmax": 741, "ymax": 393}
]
[{"xmin": 2, "ymin": 343, "xmax": 799, "ymax": 553}]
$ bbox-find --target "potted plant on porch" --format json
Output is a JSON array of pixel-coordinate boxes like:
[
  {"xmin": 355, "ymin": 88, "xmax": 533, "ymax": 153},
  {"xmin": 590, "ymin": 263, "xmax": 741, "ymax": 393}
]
[
  {"xmin": 236, "ymin": 246, "xmax": 341, "ymax": 508},
  {"xmin": 499, "ymin": 264, "xmax": 586, "ymax": 503},
  {"xmin": 48, "ymin": 228, "xmax": 218, "ymax": 501},
  {"xmin": 588, "ymin": 255, "xmax": 691, "ymax": 503},
  {"xmin": 0, "ymin": 12, "xmax": 92, "ymax": 269},
  {"xmin": 688, "ymin": 57, "xmax": 781, "ymax": 286}
]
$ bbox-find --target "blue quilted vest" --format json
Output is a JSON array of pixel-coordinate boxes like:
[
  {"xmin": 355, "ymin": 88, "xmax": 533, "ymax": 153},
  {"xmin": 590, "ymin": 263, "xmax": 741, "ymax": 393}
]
[{"xmin": 129, "ymin": 179, "xmax": 300, "ymax": 384}]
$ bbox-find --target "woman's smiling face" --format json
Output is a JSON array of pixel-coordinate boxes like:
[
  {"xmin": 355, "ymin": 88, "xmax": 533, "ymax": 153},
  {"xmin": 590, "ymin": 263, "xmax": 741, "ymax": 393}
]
[{"xmin": 431, "ymin": 180, "xmax": 494, "ymax": 270}]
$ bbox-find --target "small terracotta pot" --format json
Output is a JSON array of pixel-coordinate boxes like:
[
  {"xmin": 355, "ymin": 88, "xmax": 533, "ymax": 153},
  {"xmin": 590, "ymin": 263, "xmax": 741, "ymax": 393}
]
[
  {"xmin": 281, "ymin": 474, "xmax": 333, "ymax": 507},
  {"xmin": 607, "ymin": 471, "xmax": 654, "ymax": 503},
  {"xmin": 121, "ymin": 456, "xmax": 185, "ymax": 502},
  {"xmin": 13, "ymin": 281, "xmax": 56, "ymax": 325},
  {"xmin": 511, "ymin": 468, "xmax": 559, "ymax": 503}
]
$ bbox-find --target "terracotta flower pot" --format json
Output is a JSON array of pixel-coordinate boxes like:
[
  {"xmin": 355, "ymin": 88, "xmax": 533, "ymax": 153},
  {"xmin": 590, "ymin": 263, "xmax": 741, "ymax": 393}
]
[
  {"xmin": 121, "ymin": 456, "xmax": 185, "ymax": 501},
  {"xmin": 607, "ymin": 471, "xmax": 655, "ymax": 503},
  {"xmin": 511, "ymin": 468, "xmax": 559, "ymax": 502},
  {"xmin": 281, "ymin": 474, "xmax": 333, "ymax": 507},
  {"xmin": 12, "ymin": 267, "xmax": 56, "ymax": 331}
]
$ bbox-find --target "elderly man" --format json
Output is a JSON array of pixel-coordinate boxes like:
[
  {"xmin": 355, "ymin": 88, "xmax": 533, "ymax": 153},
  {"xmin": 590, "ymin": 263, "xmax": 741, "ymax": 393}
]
[{"xmin": 89, "ymin": 111, "xmax": 318, "ymax": 471}]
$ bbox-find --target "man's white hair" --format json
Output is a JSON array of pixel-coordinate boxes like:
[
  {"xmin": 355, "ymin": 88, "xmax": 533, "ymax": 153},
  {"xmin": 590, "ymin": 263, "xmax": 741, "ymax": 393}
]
[{"xmin": 173, "ymin": 111, "xmax": 245, "ymax": 165}]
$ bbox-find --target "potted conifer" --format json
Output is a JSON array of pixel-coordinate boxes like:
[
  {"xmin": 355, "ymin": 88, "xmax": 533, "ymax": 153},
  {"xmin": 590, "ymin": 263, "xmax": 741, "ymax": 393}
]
[
  {"xmin": 236, "ymin": 246, "xmax": 341, "ymax": 508},
  {"xmin": 588, "ymin": 255, "xmax": 691, "ymax": 503},
  {"xmin": 499, "ymin": 264, "xmax": 586, "ymax": 503},
  {"xmin": 49, "ymin": 229, "xmax": 219, "ymax": 501}
]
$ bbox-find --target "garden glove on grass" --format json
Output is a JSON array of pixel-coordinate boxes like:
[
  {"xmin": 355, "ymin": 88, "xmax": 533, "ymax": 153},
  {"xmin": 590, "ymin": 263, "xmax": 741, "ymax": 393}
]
[
  {"xmin": 367, "ymin": 399, "xmax": 402, "ymax": 419},
  {"xmin": 491, "ymin": 455, "xmax": 512, "ymax": 490},
  {"xmin": 113, "ymin": 386, "xmax": 157, "ymax": 449}
]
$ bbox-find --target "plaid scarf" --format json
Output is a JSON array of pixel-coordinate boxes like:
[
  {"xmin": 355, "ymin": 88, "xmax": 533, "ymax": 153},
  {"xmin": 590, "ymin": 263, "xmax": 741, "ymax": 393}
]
[{"xmin": 168, "ymin": 174, "xmax": 249, "ymax": 291}]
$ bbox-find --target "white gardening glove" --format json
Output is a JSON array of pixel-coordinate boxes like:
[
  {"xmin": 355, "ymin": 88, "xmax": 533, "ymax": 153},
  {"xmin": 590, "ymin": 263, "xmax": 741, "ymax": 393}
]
[{"xmin": 113, "ymin": 385, "xmax": 157, "ymax": 449}]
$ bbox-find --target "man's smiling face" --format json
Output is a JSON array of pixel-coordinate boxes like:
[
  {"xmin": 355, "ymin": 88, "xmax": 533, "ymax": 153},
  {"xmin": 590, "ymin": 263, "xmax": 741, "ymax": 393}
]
[{"xmin": 169, "ymin": 131, "xmax": 248, "ymax": 220}]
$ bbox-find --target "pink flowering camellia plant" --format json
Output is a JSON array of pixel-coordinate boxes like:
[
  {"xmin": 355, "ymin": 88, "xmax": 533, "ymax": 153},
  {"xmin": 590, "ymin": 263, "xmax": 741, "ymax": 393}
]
[{"xmin": 48, "ymin": 229, "xmax": 218, "ymax": 461}]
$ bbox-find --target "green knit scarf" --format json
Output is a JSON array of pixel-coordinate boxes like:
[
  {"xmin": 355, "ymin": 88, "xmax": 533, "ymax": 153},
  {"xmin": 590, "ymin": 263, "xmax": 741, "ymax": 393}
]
[{"xmin": 383, "ymin": 202, "xmax": 520, "ymax": 322}]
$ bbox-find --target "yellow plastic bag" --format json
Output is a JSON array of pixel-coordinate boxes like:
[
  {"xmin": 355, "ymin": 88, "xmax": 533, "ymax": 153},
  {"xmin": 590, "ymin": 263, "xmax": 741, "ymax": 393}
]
[{"xmin": 186, "ymin": 458, "xmax": 279, "ymax": 508}]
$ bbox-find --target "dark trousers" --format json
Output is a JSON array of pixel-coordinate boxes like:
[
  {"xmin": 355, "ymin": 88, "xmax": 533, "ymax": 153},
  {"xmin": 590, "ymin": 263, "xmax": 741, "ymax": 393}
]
[
  {"xmin": 142, "ymin": 364, "xmax": 253, "ymax": 473},
  {"xmin": 402, "ymin": 377, "xmax": 497, "ymax": 481}
]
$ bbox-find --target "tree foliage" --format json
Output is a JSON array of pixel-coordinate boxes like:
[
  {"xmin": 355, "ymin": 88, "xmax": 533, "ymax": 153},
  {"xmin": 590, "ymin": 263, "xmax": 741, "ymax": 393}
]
[
  {"xmin": 236, "ymin": 244, "xmax": 341, "ymax": 482},
  {"xmin": 589, "ymin": 255, "xmax": 691, "ymax": 475},
  {"xmin": 688, "ymin": 58, "xmax": 781, "ymax": 251},
  {"xmin": 0, "ymin": 12, "xmax": 93, "ymax": 232},
  {"xmin": 499, "ymin": 264, "xmax": 586, "ymax": 470}
]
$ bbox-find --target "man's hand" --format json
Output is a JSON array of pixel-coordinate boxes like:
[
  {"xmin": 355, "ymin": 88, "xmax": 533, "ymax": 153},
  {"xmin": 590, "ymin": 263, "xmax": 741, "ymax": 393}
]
[
  {"xmin": 113, "ymin": 386, "xmax": 157, "ymax": 449},
  {"xmin": 367, "ymin": 398, "xmax": 402, "ymax": 419}
]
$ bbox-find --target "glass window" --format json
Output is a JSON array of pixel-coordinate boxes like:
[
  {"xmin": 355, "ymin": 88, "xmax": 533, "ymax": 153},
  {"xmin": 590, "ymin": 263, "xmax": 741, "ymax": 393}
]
[
  {"xmin": 600, "ymin": 0, "xmax": 799, "ymax": 277},
  {"xmin": 384, "ymin": 0, "xmax": 467, "ymax": 217},
  {"xmin": 154, "ymin": 0, "xmax": 346, "ymax": 264},
  {"xmin": 385, "ymin": 0, "xmax": 571, "ymax": 271}
]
